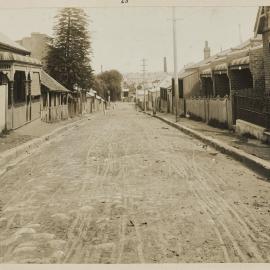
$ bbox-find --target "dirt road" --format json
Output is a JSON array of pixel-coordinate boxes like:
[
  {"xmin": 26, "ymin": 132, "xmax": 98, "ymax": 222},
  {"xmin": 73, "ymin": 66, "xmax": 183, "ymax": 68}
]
[{"xmin": 0, "ymin": 103, "xmax": 270, "ymax": 263}]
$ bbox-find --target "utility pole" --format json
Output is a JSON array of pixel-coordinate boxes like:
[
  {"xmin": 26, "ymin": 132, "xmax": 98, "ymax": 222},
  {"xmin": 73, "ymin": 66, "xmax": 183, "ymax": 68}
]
[
  {"xmin": 141, "ymin": 58, "xmax": 147, "ymax": 111},
  {"xmin": 238, "ymin": 24, "xmax": 243, "ymax": 44},
  {"xmin": 163, "ymin": 57, "xmax": 168, "ymax": 73},
  {"xmin": 172, "ymin": 7, "xmax": 179, "ymax": 122}
]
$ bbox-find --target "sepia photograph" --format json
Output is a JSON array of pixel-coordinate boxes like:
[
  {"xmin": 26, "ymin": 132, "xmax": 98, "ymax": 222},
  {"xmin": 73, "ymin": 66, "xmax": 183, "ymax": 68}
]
[{"xmin": 0, "ymin": 0, "xmax": 270, "ymax": 266}]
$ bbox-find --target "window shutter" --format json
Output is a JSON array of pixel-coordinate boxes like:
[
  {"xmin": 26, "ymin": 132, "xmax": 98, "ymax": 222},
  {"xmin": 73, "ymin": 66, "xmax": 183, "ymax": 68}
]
[{"xmin": 31, "ymin": 72, "xmax": 41, "ymax": 96}]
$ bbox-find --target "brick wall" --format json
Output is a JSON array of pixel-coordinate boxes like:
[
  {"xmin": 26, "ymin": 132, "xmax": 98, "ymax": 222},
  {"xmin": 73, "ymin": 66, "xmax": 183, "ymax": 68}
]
[
  {"xmin": 263, "ymin": 31, "xmax": 270, "ymax": 94},
  {"xmin": 249, "ymin": 46, "xmax": 265, "ymax": 91}
]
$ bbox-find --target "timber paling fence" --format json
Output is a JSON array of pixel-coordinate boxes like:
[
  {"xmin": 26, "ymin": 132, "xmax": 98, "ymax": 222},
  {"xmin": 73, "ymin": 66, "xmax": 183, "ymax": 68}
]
[{"xmin": 185, "ymin": 96, "xmax": 233, "ymax": 129}]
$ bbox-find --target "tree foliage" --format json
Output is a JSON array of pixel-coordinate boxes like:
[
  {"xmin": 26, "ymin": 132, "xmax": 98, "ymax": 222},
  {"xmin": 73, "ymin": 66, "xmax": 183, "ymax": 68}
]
[
  {"xmin": 94, "ymin": 70, "xmax": 123, "ymax": 101},
  {"xmin": 46, "ymin": 8, "xmax": 94, "ymax": 90}
]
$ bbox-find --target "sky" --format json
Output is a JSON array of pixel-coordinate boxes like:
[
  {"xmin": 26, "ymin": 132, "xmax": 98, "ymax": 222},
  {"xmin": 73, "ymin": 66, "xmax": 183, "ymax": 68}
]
[{"xmin": 0, "ymin": 5, "xmax": 259, "ymax": 74}]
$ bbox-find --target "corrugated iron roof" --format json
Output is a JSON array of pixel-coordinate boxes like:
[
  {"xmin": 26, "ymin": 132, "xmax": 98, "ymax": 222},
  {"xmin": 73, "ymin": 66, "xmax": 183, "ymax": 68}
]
[
  {"xmin": 179, "ymin": 70, "xmax": 197, "ymax": 79},
  {"xmin": 159, "ymin": 75, "xmax": 172, "ymax": 88},
  {"xmin": 0, "ymin": 51, "xmax": 41, "ymax": 65},
  {"xmin": 184, "ymin": 37, "xmax": 262, "ymax": 71},
  {"xmin": 0, "ymin": 32, "xmax": 30, "ymax": 54},
  {"xmin": 41, "ymin": 70, "xmax": 70, "ymax": 93}
]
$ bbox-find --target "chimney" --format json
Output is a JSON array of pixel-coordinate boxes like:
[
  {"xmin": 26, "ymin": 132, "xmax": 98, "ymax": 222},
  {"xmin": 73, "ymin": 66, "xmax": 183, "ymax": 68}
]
[
  {"xmin": 204, "ymin": 41, "xmax": 211, "ymax": 60},
  {"xmin": 163, "ymin": 57, "xmax": 167, "ymax": 73}
]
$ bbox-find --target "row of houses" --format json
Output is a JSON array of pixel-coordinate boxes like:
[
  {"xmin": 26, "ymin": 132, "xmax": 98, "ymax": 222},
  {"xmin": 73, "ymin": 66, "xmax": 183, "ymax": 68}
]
[
  {"xmin": 0, "ymin": 32, "xmax": 106, "ymax": 133},
  {"xmin": 139, "ymin": 6, "xmax": 270, "ymax": 143}
]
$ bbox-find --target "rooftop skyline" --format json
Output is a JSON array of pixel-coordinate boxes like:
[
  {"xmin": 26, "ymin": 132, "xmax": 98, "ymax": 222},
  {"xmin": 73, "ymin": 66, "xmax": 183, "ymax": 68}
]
[{"xmin": 0, "ymin": 6, "xmax": 258, "ymax": 74}]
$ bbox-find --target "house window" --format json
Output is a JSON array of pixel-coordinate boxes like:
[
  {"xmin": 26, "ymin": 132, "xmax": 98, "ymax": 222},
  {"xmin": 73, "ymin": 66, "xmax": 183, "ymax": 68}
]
[{"xmin": 14, "ymin": 71, "xmax": 26, "ymax": 104}]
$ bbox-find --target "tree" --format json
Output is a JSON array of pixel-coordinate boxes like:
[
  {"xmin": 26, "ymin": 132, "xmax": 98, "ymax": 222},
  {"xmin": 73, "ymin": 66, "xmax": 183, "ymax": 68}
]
[
  {"xmin": 46, "ymin": 8, "xmax": 94, "ymax": 90},
  {"xmin": 96, "ymin": 70, "xmax": 123, "ymax": 101},
  {"xmin": 93, "ymin": 76, "xmax": 106, "ymax": 98}
]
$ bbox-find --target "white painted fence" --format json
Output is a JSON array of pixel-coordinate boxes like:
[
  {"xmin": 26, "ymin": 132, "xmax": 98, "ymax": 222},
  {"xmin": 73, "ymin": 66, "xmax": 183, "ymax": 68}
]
[
  {"xmin": 185, "ymin": 97, "xmax": 233, "ymax": 128},
  {"xmin": 0, "ymin": 84, "xmax": 7, "ymax": 132}
]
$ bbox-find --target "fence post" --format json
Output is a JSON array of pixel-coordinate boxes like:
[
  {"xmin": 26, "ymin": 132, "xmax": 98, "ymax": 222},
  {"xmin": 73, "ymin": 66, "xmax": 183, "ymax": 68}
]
[
  {"xmin": 225, "ymin": 98, "xmax": 228, "ymax": 127},
  {"xmin": 231, "ymin": 91, "xmax": 237, "ymax": 125}
]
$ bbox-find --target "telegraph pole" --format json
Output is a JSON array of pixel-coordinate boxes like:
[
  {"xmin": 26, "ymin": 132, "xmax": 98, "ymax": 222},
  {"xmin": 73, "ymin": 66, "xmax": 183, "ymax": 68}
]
[
  {"xmin": 141, "ymin": 58, "xmax": 147, "ymax": 111},
  {"xmin": 238, "ymin": 24, "xmax": 243, "ymax": 44},
  {"xmin": 172, "ymin": 7, "xmax": 179, "ymax": 122}
]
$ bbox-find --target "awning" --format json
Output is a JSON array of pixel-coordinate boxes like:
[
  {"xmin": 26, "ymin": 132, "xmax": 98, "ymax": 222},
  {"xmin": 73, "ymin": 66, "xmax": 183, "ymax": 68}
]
[
  {"xmin": 159, "ymin": 76, "xmax": 172, "ymax": 89},
  {"xmin": 179, "ymin": 70, "xmax": 196, "ymax": 79},
  {"xmin": 214, "ymin": 63, "xmax": 227, "ymax": 71},
  {"xmin": 213, "ymin": 63, "xmax": 227, "ymax": 74},
  {"xmin": 230, "ymin": 56, "xmax": 249, "ymax": 69},
  {"xmin": 200, "ymin": 68, "xmax": 212, "ymax": 77},
  {"xmin": 0, "ymin": 51, "xmax": 41, "ymax": 66},
  {"xmin": 41, "ymin": 70, "xmax": 70, "ymax": 93}
]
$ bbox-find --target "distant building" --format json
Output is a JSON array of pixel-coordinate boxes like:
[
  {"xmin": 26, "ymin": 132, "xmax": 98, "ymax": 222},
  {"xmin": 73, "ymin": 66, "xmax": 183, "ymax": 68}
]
[
  {"xmin": 121, "ymin": 88, "xmax": 129, "ymax": 101},
  {"xmin": 16, "ymin": 32, "xmax": 52, "ymax": 68}
]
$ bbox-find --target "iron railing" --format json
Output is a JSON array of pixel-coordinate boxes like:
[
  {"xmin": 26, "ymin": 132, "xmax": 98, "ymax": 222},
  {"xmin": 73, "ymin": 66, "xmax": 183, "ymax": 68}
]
[{"xmin": 234, "ymin": 94, "xmax": 270, "ymax": 129}]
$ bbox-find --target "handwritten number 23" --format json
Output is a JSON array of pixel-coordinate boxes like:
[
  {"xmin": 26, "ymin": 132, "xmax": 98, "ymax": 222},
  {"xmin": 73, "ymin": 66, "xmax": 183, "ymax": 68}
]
[{"xmin": 121, "ymin": 0, "xmax": 128, "ymax": 3}]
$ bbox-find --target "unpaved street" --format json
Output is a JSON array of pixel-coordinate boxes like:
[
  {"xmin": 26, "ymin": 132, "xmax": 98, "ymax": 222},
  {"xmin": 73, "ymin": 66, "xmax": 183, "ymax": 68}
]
[{"xmin": 0, "ymin": 103, "xmax": 270, "ymax": 263}]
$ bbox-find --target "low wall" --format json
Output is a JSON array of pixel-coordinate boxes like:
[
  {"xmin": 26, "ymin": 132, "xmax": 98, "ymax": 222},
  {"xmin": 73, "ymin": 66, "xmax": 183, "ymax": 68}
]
[
  {"xmin": 236, "ymin": 119, "xmax": 267, "ymax": 141},
  {"xmin": 185, "ymin": 97, "xmax": 233, "ymax": 129}
]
